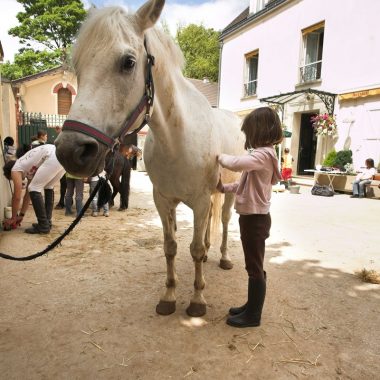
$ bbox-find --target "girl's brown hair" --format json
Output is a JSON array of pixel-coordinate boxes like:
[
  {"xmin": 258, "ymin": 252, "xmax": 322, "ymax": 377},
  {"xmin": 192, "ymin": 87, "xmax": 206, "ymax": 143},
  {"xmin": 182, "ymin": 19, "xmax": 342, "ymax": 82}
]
[
  {"xmin": 365, "ymin": 158, "xmax": 375, "ymax": 168},
  {"xmin": 241, "ymin": 107, "xmax": 283, "ymax": 150}
]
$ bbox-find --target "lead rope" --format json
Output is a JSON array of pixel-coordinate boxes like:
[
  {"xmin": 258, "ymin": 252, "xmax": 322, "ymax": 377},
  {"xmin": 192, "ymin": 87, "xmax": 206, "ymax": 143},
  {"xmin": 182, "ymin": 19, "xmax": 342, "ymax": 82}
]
[{"xmin": 0, "ymin": 176, "xmax": 108, "ymax": 261}]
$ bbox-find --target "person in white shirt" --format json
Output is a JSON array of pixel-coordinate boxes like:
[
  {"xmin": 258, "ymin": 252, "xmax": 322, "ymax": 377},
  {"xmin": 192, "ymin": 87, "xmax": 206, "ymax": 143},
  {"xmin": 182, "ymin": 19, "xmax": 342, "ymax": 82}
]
[
  {"xmin": 2, "ymin": 144, "xmax": 65, "ymax": 233},
  {"xmin": 351, "ymin": 158, "xmax": 377, "ymax": 198}
]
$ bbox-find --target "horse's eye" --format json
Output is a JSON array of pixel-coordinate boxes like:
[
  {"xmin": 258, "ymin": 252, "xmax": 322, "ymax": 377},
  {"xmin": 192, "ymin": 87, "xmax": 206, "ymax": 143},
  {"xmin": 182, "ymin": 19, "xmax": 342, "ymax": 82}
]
[{"xmin": 121, "ymin": 56, "xmax": 136, "ymax": 72}]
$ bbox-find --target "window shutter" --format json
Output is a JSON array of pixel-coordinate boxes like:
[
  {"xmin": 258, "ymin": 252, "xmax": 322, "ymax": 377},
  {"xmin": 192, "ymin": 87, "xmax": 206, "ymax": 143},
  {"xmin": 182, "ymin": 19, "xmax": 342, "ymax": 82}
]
[{"xmin": 58, "ymin": 88, "xmax": 72, "ymax": 115}]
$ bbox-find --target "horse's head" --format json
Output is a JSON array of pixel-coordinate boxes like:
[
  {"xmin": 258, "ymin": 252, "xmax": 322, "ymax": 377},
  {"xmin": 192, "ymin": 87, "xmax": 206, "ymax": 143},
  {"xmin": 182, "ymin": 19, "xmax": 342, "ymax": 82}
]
[{"xmin": 55, "ymin": 0, "xmax": 165, "ymax": 176}]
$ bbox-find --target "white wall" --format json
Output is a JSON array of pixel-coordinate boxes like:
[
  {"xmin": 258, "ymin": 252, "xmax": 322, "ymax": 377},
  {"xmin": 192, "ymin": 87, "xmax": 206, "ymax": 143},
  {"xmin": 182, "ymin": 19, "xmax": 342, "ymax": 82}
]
[
  {"xmin": 336, "ymin": 96, "xmax": 380, "ymax": 170},
  {"xmin": 0, "ymin": 81, "xmax": 16, "ymax": 225},
  {"xmin": 219, "ymin": 0, "xmax": 380, "ymax": 111}
]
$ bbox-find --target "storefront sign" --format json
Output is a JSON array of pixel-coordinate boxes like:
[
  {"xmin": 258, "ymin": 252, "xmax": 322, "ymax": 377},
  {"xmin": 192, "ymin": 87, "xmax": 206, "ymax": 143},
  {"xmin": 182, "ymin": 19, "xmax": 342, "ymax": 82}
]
[{"xmin": 339, "ymin": 88, "xmax": 380, "ymax": 100}]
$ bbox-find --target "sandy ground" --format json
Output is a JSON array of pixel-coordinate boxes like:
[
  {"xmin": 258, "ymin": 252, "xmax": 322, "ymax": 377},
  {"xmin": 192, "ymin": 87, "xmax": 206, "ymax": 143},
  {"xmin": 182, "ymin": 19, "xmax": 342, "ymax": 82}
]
[{"xmin": 0, "ymin": 171, "xmax": 379, "ymax": 380}]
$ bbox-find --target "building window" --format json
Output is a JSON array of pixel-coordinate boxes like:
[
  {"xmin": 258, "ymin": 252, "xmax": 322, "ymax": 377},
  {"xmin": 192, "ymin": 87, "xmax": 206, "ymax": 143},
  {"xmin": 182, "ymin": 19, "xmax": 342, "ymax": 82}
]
[
  {"xmin": 300, "ymin": 22, "xmax": 324, "ymax": 83},
  {"xmin": 244, "ymin": 50, "xmax": 259, "ymax": 97}
]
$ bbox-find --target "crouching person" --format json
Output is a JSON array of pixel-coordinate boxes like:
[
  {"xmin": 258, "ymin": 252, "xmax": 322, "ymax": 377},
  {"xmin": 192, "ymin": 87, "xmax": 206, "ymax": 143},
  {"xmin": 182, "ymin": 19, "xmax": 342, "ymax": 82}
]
[{"xmin": 2, "ymin": 144, "xmax": 65, "ymax": 234}]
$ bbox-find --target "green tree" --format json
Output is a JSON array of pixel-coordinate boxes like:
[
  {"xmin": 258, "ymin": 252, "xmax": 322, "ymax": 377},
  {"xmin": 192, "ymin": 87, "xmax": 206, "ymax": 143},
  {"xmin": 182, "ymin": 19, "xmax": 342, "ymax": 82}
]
[
  {"xmin": 2, "ymin": 0, "xmax": 86, "ymax": 80},
  {"xmin": 176, "ymin": 24, "xmax": 220, "ymax": 82},
  {"xmin": 2, "ymin": 49, "xmax": 62, "ymax": 80}
]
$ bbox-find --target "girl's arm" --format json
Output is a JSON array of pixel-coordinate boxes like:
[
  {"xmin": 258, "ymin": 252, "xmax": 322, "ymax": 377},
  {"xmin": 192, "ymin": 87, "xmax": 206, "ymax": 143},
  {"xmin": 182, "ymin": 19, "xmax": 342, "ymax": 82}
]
[
  {"xmin": 10, "ymin": 171, "xmax": 26, "ymax": 224},
  {"xmin": 216, "ymin": 177, "xmax": 239, "ymax": 193},
  {"xmin": 218, "ymin": 152, "xmax": 266, "ymax": 172},
  {"xmin": 19, "ymin": 189, "xmax": 30, "ymax": 216}
]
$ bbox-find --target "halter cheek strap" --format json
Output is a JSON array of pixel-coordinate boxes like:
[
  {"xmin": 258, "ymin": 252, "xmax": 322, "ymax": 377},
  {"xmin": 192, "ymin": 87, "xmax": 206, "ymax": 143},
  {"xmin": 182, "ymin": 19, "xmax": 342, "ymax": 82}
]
[{"xmin": 62, "ymin": 37, "xmax": 155, "ymax": 150}]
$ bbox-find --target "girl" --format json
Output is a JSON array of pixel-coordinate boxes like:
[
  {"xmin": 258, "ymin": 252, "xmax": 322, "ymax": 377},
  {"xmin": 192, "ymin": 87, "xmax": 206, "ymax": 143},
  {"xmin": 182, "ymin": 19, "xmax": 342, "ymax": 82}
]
[
  {"xmin": 3, "ymin": 144, "xmax": 65, "ymax": 234},
  {"xmin": 351, "ymin": 158, "xmax": 376, "ymax": 198},
  {"xmin": 217, "ymin": 107, "xmax": 283, "ymax": 328}
]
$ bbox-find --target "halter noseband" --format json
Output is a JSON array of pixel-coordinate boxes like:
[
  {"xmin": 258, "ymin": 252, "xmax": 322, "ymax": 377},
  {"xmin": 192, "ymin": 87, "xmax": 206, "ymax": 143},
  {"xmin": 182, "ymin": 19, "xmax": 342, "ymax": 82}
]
[{"xmin": 62, "ymin": 38, "xmax": 155, "ymax": 150}]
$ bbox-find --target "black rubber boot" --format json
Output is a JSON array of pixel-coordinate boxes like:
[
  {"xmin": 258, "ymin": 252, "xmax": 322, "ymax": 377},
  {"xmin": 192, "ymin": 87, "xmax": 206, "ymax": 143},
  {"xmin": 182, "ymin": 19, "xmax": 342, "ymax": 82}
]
[
  {"xmin": 25, "ymin": 191, "xmax": 50, "ymax": 234},
  {"xmin": 34, "ymin": 189, "xmax": 54, "ymax": 229},
  {"xmin": 229, "ymin": 271, "xmax": 266, "ymax": 315},
  {"xmin": 226, "ymin": 277, "xmax": 266, "ymax": 328},
  {"xmin": 44, "ymin": 189, "xmax": 54, "ymax": 226}
]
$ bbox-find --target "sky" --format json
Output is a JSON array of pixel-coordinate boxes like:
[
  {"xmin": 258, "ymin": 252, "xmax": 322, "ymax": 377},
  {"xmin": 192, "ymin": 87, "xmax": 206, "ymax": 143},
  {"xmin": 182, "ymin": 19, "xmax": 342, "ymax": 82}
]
[{"xmin": 0, "ymin": 0, "xmax": 249, "ymax": 63}]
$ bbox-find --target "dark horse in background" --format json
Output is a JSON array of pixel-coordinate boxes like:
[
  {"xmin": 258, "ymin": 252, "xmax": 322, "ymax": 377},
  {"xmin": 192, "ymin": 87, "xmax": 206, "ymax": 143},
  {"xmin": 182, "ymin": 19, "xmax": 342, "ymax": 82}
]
[{"xmin": 105, "ymin": 143, "xmax": 142, "ymax": 211}]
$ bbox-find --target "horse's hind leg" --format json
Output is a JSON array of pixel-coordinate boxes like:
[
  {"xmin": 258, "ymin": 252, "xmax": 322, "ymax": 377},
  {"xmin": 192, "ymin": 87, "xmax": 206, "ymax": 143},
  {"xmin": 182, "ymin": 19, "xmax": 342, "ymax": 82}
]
[
  {"xmin": 154, "ymin": 189, "xmax": 179, "ymax": 315},
  {"xmin": 187, "ymin": 198, "xmax": 211, "ymax": 317},
  {"xmin": 220, "ymin": 193, "xmax": 235, "ymax": 270}
]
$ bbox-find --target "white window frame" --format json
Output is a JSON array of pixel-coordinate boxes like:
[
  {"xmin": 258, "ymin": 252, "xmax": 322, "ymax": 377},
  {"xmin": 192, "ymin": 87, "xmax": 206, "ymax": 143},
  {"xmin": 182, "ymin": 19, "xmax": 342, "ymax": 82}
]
[
  {"xmin": 300, "ymin": 23, "xmax": 325, "ymax": 83},
  {"xmin": 244, "ymin": 50, "xmax": 259, "ymax": 97}
]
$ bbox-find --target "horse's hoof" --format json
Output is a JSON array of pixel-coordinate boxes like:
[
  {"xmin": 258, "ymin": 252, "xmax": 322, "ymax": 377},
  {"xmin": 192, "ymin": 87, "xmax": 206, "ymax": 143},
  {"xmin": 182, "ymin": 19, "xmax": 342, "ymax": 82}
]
[
  {"xmin": 203, "ymin": 255, "xmax": 208, "ymax": 262},
  {"xmin": 118, "ymin": 208, "xmax": 127, "ymax": 212},
  {"xmin": 186, "ymin": 302, "xmax": 206, "ymax": 317},
  {"xmin": 156, "ymin": 300, "xmax": 176, "ymax": 315},
  {"xmin": 219, "ymin": 259, "xmax": 233, "ymax": 270}
]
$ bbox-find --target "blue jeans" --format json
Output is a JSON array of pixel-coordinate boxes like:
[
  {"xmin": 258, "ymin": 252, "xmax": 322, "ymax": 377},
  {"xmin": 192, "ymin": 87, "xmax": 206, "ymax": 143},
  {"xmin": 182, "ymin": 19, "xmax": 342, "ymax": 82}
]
[
  {"xmin": 65, "ymin": 178, "xmax": 84, "ymax": 216},
  {"xmin": 352, "ymin": 179, "xmax": 371, "ymax": 196}
]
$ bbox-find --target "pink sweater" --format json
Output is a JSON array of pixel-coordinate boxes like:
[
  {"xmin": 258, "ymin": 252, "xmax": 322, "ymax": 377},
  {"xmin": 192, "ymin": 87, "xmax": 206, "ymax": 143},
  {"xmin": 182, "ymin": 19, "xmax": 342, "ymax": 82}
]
[{"xmin": 218, "ymin": 147, "xmax": 281, "ymax": 215}]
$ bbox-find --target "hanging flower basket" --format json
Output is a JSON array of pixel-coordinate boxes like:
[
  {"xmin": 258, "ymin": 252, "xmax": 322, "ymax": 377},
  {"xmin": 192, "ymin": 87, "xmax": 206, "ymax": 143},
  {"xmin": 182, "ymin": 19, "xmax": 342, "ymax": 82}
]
[{"xmin": 311, "ymin": 113, "xmax": 337, "ymax": 136}]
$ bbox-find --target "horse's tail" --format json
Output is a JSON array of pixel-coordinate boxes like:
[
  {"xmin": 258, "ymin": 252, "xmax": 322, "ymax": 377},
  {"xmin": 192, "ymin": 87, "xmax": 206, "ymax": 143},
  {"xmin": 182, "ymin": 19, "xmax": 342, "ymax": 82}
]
[{"xmin": 210, "ymin": 192, "xmax": 223, "ymax": 243}]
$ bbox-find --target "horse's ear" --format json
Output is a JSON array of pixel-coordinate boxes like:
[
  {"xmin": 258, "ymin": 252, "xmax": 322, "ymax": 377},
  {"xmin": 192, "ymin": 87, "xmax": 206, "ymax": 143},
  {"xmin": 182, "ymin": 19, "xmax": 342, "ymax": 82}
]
[{"xmin": 136, "ymin": 0, "xmax": 165, "ymax": 31}]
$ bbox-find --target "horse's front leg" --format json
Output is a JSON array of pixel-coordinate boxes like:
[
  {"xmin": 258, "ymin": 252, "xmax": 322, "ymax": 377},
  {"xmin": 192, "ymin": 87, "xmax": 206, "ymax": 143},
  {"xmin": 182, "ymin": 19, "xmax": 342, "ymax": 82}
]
[
  {"xmin": 187, "ymin": 197, "xmax": 211, "ymax": 317},
  {"xmin": 220, "ymin": 193, "xmax": 235, "ymax": 270},
  {"xmin": 153, "ymin": 189, "xmax": 179, "ymax": 315}
]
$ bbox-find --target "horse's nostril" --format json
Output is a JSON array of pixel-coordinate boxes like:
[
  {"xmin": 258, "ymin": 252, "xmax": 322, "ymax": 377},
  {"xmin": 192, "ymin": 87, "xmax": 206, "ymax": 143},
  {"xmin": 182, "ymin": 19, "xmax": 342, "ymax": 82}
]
[{"xmin": 74, "ymin": 142, "xmax": 99, "ymax": 165}]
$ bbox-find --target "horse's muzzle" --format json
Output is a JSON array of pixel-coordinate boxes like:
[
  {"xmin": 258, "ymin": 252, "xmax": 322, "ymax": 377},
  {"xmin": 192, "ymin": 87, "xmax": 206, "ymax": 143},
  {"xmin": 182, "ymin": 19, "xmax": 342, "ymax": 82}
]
[{"xmin": 55, "ymin": 131, "xmax": 107, "ymax": 177}]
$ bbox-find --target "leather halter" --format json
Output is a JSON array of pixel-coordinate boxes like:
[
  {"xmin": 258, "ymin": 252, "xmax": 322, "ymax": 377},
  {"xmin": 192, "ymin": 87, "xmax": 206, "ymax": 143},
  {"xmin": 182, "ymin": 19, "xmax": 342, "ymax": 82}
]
[{"xmin": 62, "ymin": 38, "xmax": 155, "ymax": 150}]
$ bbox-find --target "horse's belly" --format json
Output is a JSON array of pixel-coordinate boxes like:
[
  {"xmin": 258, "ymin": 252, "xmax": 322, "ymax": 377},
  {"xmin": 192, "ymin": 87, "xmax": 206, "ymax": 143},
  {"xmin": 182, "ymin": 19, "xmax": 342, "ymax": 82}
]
[{"xmin": 145, "ymin": 161, "xmax": 212, "ymax": 202}]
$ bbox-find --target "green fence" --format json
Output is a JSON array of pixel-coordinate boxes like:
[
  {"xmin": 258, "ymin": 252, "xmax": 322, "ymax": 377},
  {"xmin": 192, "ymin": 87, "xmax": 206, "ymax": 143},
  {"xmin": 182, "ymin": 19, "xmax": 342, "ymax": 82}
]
[{"xmin": 18, "ymin": 112, "xmax": 67, "ymax": 146}]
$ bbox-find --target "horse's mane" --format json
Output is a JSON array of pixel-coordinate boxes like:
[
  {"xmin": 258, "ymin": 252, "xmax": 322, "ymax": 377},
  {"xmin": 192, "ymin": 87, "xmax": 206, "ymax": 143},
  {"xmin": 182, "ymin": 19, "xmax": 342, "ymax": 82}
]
[{"xmin": 72, "ymin": 6, "xmax": 184, "ymax": 74}]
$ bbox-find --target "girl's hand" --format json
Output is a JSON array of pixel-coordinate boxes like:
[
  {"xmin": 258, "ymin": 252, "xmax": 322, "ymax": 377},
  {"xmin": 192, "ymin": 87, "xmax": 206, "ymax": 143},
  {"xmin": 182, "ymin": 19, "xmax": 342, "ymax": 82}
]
[{"xmin": 15, "ymin": 215, "xmax": 23, "ymax": 226}]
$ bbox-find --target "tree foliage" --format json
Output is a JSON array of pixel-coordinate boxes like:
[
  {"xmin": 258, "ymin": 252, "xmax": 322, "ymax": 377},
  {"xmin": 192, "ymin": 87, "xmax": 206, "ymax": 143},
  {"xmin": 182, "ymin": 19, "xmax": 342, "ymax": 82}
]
[
  {"xmin": 3, "ymin": 0, "xmax": 86, "ymax": 80},
  {"xmin": 176, "ymin": 24, "xmax": 220, "ymax": 82},
  {"xmin": 2, "ymin": 49, "xmax": 62, "ymax": 80}
]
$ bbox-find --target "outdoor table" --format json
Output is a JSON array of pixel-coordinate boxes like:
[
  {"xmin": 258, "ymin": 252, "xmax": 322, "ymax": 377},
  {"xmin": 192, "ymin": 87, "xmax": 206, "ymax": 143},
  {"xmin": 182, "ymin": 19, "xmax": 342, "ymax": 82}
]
[{"xmin": 304, "ymin": 169, "xmax": 346, "ymax": 191}]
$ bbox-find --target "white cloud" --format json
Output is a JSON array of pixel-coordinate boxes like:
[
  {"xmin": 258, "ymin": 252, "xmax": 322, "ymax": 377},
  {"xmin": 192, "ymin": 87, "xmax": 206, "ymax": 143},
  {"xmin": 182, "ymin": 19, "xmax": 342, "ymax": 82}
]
[
  {"xmin": 0, "ymin": 0, "xmax": 23, "ymax": 62},
  {"xmin": 162, "ymin": 0, "xmax": 249, "ymax": 34}
]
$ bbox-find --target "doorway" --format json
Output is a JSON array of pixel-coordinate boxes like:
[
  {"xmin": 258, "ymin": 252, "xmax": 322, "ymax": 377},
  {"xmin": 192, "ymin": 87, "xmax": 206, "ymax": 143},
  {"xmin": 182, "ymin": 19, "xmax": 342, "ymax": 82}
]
[{"xmin": 297, "ymin": 112, "xmax": 317, "ymax": 175}]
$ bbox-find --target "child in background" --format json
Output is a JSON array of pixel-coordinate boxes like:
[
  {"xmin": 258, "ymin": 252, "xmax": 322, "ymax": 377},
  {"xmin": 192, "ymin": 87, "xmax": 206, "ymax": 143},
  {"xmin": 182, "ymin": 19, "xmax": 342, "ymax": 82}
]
[
  {"xmin": 3, "ymin": 136, "xmax": 17, "ymax": 162},
  {"xmin": 89, "ymin": 171, "xmax": 109, "ymax": 217},
  {"xmin": 281, "ymin": 147, "xmax": 294, "ymax": 187},
  {"xmin": 217, "ymin": 107, "xmax": 283, "ymax": 328}
]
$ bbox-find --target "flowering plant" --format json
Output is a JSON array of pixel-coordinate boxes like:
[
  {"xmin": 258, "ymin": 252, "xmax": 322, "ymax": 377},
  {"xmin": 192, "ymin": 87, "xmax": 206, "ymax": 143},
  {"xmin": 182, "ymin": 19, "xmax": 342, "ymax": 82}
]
[
  {"xmin": 311, "ymin": 113, "xmax": 337, "ymax": 136},
  {"xmin": 344, "ymin": 163, "xmax": 355, "ymax": 174}
]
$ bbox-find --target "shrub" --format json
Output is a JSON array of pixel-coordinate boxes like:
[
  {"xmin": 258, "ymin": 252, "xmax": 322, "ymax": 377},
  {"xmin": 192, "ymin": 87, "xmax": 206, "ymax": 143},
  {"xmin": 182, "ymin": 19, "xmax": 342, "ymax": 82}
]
[
  {"xmin": 323, "ymin": 150, "xmax": 337, "ymax": 167},
  {"xmin": 334, "ymin": 150, "xmax": 353, "ymax": 170}
]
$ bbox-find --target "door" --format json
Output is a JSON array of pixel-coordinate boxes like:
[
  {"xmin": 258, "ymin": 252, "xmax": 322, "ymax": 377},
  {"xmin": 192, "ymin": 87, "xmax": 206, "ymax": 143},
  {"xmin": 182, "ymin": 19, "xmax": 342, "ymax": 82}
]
[{"xmin": 297, "ymin": 113, "xmax": 317, "ymax": 175}]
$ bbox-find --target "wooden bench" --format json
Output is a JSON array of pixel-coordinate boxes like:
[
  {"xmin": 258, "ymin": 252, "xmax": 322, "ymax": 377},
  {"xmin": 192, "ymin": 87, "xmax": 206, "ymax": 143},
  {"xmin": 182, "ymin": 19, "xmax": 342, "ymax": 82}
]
[{"xmin": 365, "ymin": 174, "xmax": 380, "ymax": 198}]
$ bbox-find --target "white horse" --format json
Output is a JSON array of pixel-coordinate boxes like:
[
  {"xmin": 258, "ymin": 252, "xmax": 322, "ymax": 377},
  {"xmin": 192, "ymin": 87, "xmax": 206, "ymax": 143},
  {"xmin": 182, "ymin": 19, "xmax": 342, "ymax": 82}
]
[{"xmin": 55, "ymin": 0, "xmax": 245, "ymax": 317}]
